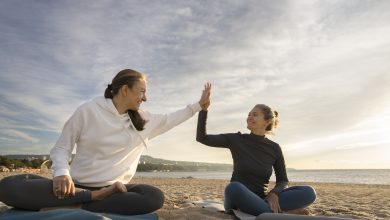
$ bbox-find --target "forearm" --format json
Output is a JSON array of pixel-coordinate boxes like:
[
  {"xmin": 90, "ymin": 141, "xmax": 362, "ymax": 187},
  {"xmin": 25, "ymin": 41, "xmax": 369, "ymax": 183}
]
[
  {"xmin": 164, "ymin": 102, "xmax": 201, "ymax": 128},
  {"xmin": 270, "ymin": 181, "xmax": 289, "ymax": 195},
  {"xmin": 50, "ymin": 145, "xmax": 72, "ymax": 177},
  {"xmin": 148, "ymin": 102, "xmax": 201, "ymax": 139},
  {"xmin": 196, "ymin": 110, "xmax": 208, "ymax": 143},
  {"xmin": 196, "ymin": 110, "xmax": 230, "ymax": 147}
]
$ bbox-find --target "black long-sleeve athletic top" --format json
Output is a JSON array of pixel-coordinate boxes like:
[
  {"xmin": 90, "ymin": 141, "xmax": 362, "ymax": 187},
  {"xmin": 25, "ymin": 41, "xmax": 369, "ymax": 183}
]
[{"xmin": 196, "ymin": 110, "xmax": 289, "ymax": 199}]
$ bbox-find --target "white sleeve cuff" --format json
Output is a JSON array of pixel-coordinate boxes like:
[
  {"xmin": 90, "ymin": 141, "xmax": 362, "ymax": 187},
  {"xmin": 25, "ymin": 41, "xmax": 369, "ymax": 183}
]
[
  {"xmin": 53, "ymin": 169, "xmax": 70, "ymax": 177},
  {"xmin": 190, "ymin": 102, "xmax": 202, "ymax": 113}
]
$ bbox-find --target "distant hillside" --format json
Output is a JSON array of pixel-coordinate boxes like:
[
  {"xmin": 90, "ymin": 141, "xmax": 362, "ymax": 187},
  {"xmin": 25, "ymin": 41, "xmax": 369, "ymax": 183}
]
[
  {"xmin": 139, "ymin": 155, "xmax": 232, "ymax": 167},
  {"xmin": 1, "ymin": 154, "xmax": 233, "ymax": 171},
  {"xmin": 1, "ymin": 154, "xmax": 297, "ymax": 171}
]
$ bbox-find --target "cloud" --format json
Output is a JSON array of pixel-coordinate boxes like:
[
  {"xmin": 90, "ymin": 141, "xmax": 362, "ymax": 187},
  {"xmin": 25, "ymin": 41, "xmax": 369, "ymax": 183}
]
[
  {"xmin": 1, "ymin": 1, "xmax": 390, "ymax": 168},
  {"xmin": 335, "ymin": 140, "xmax": 390, "ymax": 150},
  {"xmin": 0, "ymin": 129, "xmax": 39, "ymax": 143},
  {"xmin": 285, "ymin": 126, "xmax": 390, "ymax": 152}
]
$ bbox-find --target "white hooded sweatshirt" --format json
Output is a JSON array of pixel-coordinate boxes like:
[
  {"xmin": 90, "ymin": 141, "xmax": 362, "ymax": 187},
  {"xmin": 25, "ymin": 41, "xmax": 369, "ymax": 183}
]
[{"xmin": 50, "ymin": 97, "xmax": 201, "ymax": 187}]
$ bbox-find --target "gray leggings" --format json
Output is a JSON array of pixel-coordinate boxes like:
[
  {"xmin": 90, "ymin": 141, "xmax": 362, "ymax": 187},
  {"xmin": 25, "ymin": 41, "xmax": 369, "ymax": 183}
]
[{"xmin": 0, "ymin": 174, "xmax": 164, "ymax": 215}]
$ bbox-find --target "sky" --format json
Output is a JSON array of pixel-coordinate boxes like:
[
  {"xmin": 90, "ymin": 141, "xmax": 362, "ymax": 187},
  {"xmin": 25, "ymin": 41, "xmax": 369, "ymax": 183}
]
[{"xmin": 1, "ymin": 0, "xmax": 389, "ymax": 169}]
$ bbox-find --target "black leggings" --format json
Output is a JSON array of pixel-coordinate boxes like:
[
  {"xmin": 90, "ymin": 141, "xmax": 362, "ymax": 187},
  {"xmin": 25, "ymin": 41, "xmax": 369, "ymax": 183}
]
[{"xmin": 0, "ymin": 174, "xmax": 164, "ymax": 215}]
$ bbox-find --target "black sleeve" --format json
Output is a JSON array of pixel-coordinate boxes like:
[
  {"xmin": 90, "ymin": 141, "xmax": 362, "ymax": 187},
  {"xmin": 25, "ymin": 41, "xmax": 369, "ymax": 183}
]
[
  {"xmin": 196, "ymin": 110, "xmax": 231, "ymax": 148},
  {"xmin": 270, "ymin": 145, "xmax": 289, "ymax": 194}
]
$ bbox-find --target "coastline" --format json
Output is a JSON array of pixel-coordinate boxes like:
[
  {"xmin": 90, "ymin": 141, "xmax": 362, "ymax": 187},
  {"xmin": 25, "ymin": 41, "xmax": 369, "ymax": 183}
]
[{"xmin": 1, "ymin": 172, "xmax": 389, "ymax": 219}]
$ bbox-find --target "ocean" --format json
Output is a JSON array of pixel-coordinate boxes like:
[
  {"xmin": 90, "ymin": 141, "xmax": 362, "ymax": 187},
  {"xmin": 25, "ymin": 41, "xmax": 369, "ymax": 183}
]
[{"xmin": 135, "ymin": 169, "xmax": 390, "ymax": 185}]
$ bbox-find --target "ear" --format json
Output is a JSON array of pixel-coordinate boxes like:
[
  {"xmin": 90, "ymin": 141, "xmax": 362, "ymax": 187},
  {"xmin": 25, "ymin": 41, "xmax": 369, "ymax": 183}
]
[{"xmin": 120, "ymin": 85, "xmax": 129, "ymax": 97}]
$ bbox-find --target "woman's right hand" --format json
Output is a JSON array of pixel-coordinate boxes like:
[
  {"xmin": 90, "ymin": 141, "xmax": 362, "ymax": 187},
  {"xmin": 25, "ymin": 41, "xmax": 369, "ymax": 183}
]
[
  {"xmin": 52, "ymin": 175, "xmax": 75, "ymax": 199},
  {"xmin": 265, "ymin": 191, "xmax": 281, "ymax": 213},
  {"xmin": 199, "ymin": 82, "xmax": 212, "ymax": 111}
]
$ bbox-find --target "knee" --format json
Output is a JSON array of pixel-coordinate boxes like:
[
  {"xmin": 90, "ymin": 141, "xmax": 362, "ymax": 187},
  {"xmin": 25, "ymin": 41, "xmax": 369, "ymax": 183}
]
[
  {"xmin": 0, "ymin": 176, "xmax": 13, "ymax": 196},
  {"xmin": 144, "ymin": 185, "xmax": 164, "ymax": 212},
  {"xmin": 0, "ymin": 176, "xmax": 17, "ymax": 204},
  {"xmin": 0, "ymin": 178, "xmax": 6, "ymax": 201},
  {"xmin": 225, "ymin": 181, "xmax": 246, "ymax": 199},
  {"xmin": 302, "ymin": 185, "xmax": 317, "ymax": 205}
]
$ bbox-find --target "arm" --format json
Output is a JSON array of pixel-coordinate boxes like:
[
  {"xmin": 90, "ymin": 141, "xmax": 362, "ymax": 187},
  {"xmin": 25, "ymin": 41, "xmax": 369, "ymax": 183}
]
[
  {"xmin": 50, "ymin": 108, "xmax": 82, "ymax": 178},
  {"xmin": 49, "ymin": 107, "xmax": 83, "ymax": 198},
  {"xmin": 270, "ymin": 147, "xmax": 289, "ymax": 194},
  {"xmin": 146, "ymin": 83, "xmax": 211, "ymax": 139},
  {"xmin": 196, "ymin": 83, "xmax": 232, "ymax": 148},
  {"xmin": 146, "ymin": 102, "xmax": 202, "ymax": 139},
  {"xmin": 196, "ymin": 110, "xmax": 231, "ymax": 148},
  {"xmin": 266, "ymin": 145, "xmax": 289, "ymax": 213}
]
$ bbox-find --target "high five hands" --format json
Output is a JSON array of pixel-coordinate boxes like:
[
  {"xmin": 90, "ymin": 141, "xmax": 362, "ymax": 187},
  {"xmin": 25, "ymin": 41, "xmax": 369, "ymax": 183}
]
[{"xmin": 199, "ymin": 83, "xmax": 212, "ymax": 111}]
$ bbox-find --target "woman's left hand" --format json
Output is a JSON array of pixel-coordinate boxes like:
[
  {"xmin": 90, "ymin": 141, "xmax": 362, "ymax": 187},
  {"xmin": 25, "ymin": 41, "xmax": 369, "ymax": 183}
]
[{"xmin": 265, "ymin": 191, "xmax": 281, "ymax": 213}]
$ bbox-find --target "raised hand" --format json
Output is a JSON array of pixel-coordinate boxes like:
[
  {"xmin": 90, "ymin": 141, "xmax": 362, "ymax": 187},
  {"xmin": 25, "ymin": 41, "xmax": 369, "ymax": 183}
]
[{"xmin": 199, "ymin": 82, "xmax": 212, "ymax": 111}]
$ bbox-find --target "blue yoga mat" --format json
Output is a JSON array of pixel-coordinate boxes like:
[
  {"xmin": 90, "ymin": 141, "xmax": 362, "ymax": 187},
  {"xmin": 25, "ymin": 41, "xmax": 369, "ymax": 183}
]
[
  {"xmin": 0, "ymin": 208, "xmax": 159, "ymax": 220},
  {"xmin": 256, "ymin": 213, "xmax": 352, "ymax": 220}
]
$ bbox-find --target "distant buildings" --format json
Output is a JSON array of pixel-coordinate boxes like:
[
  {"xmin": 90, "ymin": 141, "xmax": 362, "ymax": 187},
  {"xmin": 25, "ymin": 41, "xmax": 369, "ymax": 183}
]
[
  {"xmin": 3, "ymin": 155, "xmax": 48, "ymax": 161},
  {"xmin": 0, "ymin": 166, "xmax": 10, "ymax": 172}
]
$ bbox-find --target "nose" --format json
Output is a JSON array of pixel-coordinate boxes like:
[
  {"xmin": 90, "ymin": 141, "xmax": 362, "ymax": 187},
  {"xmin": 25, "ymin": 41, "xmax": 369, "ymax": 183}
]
[{"xmin": 143, "ymin": 95, "xmax": 147, "ymax": 102}]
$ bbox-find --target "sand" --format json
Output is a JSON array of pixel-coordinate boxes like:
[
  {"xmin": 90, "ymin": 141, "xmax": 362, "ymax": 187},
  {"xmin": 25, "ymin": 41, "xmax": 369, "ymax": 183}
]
[{"xmin": 1, "ymin": 172, "xmax": 390, "ymax": 220}]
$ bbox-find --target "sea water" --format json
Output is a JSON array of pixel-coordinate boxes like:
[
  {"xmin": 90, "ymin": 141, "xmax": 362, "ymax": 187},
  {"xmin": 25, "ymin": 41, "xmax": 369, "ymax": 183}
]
[{"xmin": 135, "ymin": 169, "xmax": 390, "ymax": 185}]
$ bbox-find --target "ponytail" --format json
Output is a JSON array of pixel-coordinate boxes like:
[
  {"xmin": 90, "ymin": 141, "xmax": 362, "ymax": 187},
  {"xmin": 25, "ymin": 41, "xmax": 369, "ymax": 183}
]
[{"xmin": 104, "ymin": 84, "xmax": 113, "ymax": 99}]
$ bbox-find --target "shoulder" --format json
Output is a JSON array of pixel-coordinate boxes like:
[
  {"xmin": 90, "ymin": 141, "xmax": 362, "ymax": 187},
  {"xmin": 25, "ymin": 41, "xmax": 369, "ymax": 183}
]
[
  {"xmin": 264, "ymin": 137, "xmax": 279, "ymax": 146},
  {"xmin": 265, "ymin": 138, "xmax": 283, "ymax": 152},
  {"xmin": 75, "ymin": 98, "xmax": 97, "ymax": 113},
  {"xmin": 69, "ymin": 98, "xmax": 102, "ymax": 120},
  {"xmin": 230, "ymin": 131, "xmax": 243, "ymax": 136},
  {"xmin": 80, "ymin": 98, "xmax": 95, "ymax": 109},
  {"xmin": 224, "ymin": 131, "xmax": 244, "ymax": 140}
]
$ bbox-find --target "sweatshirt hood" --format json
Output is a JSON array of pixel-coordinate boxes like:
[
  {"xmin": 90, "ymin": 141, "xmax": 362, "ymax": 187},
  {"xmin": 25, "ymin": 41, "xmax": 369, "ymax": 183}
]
[
  {"xmin": 93, "ymin": 97, "xmax": 126, "ymax": 117},
  {"xmin": 93, "ymin": 96, "xmax": 149, "ymax": 148}
]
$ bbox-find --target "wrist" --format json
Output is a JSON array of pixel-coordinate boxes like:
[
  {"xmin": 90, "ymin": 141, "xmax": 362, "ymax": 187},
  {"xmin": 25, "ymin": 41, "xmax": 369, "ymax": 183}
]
[{"xmin": 268, "ymin": 191, "xmax": 278, "ymax": 196}]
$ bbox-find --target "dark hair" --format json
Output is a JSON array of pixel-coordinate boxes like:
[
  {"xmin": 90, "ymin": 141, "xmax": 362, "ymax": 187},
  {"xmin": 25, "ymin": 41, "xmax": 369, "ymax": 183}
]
[
  {"xmin": 255, "ymin": 104, "xmax": 279, "ymax": 133},
  {"xmin": 104, "ymin": 69, "xmax": 147, "ymax": 131}
]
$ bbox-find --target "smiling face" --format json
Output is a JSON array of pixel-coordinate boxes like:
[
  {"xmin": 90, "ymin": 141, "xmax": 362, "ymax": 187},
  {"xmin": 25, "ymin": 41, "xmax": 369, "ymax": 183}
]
[
  {"xmin": 124, "ymin": 79, "xmax": 147, "ymax": 111},
  {"xmin": 246, "ymin": 106, "xmax": 271, "ymax": 134}
]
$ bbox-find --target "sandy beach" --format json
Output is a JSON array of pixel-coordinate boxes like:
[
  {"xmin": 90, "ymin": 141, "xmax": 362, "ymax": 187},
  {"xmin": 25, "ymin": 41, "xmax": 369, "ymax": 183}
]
[{"xmin": 1, "ymin": 172, "xmax": 390, "ymax": 220}]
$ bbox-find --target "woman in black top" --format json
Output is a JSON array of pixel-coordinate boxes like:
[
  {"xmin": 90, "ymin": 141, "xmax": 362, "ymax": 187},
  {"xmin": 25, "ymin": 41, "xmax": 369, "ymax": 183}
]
[{"xmin": 196, "ymin": 83, "xmax": 316, "ymax": 216}]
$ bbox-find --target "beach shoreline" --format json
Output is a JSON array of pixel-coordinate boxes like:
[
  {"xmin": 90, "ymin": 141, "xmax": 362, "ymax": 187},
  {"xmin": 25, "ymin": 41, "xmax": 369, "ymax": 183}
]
[{"xmin": 1, "ymin": 172, "xmax": 389, "ymax": 219}]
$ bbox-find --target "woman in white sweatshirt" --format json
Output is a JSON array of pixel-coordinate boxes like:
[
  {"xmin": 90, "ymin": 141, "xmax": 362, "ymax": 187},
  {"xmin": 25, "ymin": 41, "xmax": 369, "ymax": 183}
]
[{"xmin": 0, "ymin": 69, "xmax": 210, "ymax": 215}]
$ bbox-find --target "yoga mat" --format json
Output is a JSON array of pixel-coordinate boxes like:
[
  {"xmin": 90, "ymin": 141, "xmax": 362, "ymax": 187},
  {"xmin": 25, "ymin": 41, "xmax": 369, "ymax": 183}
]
[{"xmin": 0, "ymin": 208, "xmax": 159, "ymax": 220}]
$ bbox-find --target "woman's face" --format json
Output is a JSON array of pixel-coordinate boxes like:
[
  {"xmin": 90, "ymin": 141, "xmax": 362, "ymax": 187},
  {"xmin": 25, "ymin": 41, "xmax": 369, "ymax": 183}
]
[
  {"xmin": 246, "ymin": 106, "xmax": 269, "ymax": 132},
  {"xmin": 125, "ymin": 80, "xmax": 147, "ymax": 110}
]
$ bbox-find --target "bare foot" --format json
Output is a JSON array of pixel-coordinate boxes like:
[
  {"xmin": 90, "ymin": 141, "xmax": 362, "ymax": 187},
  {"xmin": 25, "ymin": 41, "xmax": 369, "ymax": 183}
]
[
  {"xmin": 40, "ymin": 183, "xmax": 126, "ymax": 211},
  {"xmin": 91, "ymin": 182, "xmax": 127, "ymax": 201},
  {"xmin": 284, "ymin": 208, "xmax": 310, "ymax": 215}
]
